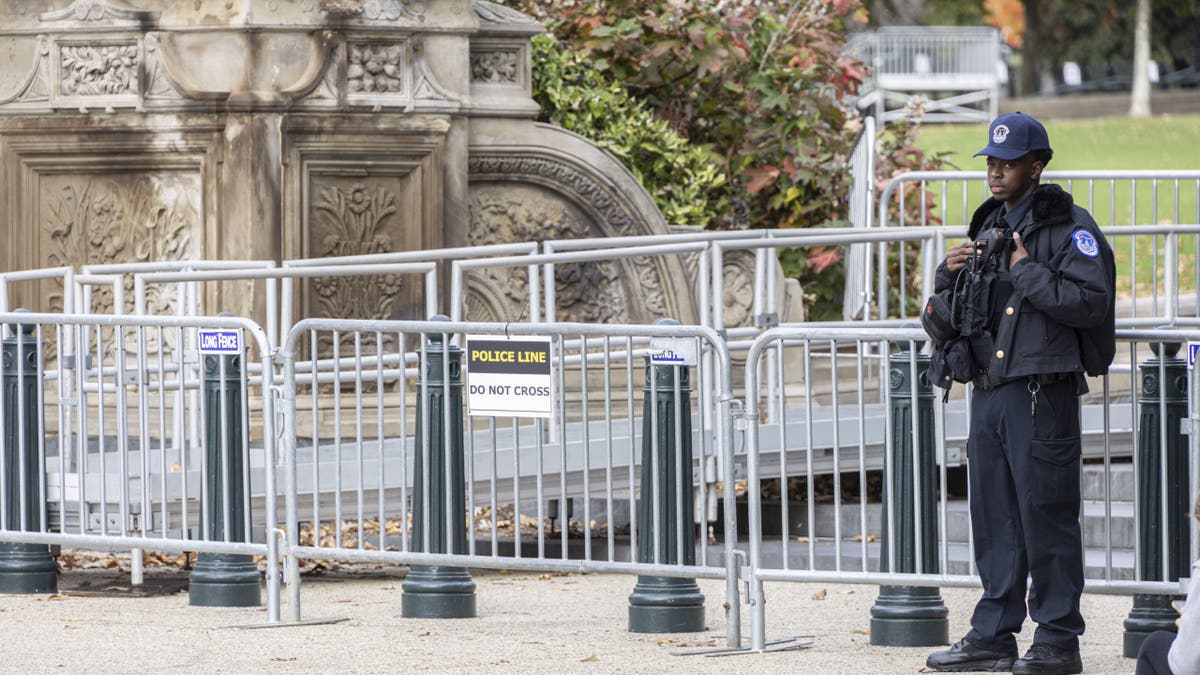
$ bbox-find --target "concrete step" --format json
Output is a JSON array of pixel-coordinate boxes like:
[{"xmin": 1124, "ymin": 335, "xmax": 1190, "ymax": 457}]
[
  {"xmin": 1082, "ymin": 463, "xmax": 1134, "ymax": 502},
  {"xmin": 752, "ymin": 497, "xmax": 1135, "ymax": 551}
]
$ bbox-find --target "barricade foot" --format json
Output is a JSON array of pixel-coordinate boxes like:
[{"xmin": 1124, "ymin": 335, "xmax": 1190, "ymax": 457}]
[
  {"xmin": 628, "ymin": 575, "xmax": 706, "ymax": 633},
  {"xmin": 869, "ymin": 585, "xmax": 949, "ymax": 647},
  {"xmin": 1123, "ymin": 593, "xmax": 1180, "ymax": 658},
  {"xmin": 0, "ymin": 542, "xmax": 57, "ymax": 594},
  {"xmin": 401, "ymin": 565, "xmax": 476, "ymax": 618},
  {"xmin": 673, "ymin": 636, "xmax": 815, "ymax": 656},
  {"xmin": 189, "ymin": 553, "xmax": 262, "ymax": 607}
]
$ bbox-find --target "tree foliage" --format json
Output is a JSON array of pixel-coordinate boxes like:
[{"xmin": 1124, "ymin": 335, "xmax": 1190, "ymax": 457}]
[
  {"xmin": 529, "ymin": 34, "xmax": 728, "ymax": 228},
  {"xmin": 512, "ymin": 0, "xmax": 947, "ymax": 318}
]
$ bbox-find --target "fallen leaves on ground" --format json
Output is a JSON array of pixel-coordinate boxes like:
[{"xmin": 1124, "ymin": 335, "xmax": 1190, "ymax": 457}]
[{"xmin": 812, "ymin": 588, "xmax": 827, "ymax": 600}]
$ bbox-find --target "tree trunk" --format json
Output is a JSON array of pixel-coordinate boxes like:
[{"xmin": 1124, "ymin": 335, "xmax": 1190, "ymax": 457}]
[
  {"xmin": 1021, "ymin": 0, "xmax": 1045, "ymax": 97},
  {"xmin": 1130, "ymin": 0, "xmax": 1152, "ymax": 118}
]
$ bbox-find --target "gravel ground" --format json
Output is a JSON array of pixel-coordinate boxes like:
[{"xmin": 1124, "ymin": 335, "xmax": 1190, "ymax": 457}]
[{"xmin": 0, "ymin": 568, "xmax": 1135, "ymax": 673}]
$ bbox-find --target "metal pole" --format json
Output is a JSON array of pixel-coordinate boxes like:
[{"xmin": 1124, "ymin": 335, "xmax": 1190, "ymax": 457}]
[
  {"xmin": 402, "ymin": 315, "xmax": 476, "ymax": 618},
  {"xmin": 869, "ymin": 335, "xmax": 948, "ymax": 646},
  {"xmin": 1123, "ymin": 338, "xmax": 1189, "ymax": 656},
  {"xmin": 189, "ymin": 315, "xmax": 261, "ymax": 607},
  {"xmin": 628, "ymin": 318, "xmax": 705, "ymax": 633},
  {"xmin": 0, "ymin": 310, "xmax": 56, "ymax": 594}
]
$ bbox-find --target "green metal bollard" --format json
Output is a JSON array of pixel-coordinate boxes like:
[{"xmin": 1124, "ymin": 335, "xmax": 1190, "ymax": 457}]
[
  {"xmin": 1123, "ymin": 339, "xmax": 1189, "ymax": 657},
  {"xmin": 628, "ymin": 318, "xmax": 705, "ymax": 634},
  {"xmin": 0, "ymin": 311, "xmax": 57, "ymax": 594},
  {"xmin": 870, "ymin": 336, "xmax": 948, "ymax": 646},
  {"xmin": 402, "ymin": 316, "xmax": 476, "ymax": 619},
  {"xmin": 189, "ymin": 319, "xmax": 261, "ymax": 607}
]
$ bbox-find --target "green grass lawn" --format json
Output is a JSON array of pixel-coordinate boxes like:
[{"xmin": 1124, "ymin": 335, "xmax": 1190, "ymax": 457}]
[
  {"xmin": 914, "ymin": 114, "xmax": 1200, "ymax": 172},
  {"xmin": 910, "ymin": 114, "xmax": 1200, "ymax": 298}
]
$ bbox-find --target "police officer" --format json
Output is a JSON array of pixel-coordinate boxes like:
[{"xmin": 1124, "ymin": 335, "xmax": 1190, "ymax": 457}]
[{"xmin": 925, "ymin": 113, "xmax": 1116, "ymax": 675}]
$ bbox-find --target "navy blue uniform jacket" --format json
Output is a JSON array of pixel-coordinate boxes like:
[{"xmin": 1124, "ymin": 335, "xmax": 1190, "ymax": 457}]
[{"xmin": 934, "ymin": 183, "xmax": 1116, "ymax": 379}]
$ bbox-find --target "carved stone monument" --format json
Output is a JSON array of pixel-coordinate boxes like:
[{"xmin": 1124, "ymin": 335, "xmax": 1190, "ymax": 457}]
[{"xmin": 0, "ymin": 0, "xmax": 703, "ymax": 326}]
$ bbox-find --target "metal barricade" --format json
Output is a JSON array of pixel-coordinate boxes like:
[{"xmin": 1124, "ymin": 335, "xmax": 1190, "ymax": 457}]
[
  {"xmin": 0, "ymin": 310, "xmax": 281, "ymax": 621},
  {"xmin": 739, "ymin": 324, "xmax": 1197, "ymax": 651},
  {"xmin": 877, "ymin": 170, "xmax": 1200, "ymax": 324},
  {"xmin": 846, "ymin": 27, "xmax": 1001, "ymax": 123},
  {"xmin": 276, "ymin": 317, "xmax": 742, "ymax": 644}
]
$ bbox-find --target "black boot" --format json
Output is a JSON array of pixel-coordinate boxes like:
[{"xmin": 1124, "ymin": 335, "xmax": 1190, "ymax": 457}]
[
  {"xmin": 1011, "ymin": 643, "xmax": 1083, "ymax": 675},
  {"xmin": 926, "ymin": 638, "xmax": 1017, "ymax": 672}
]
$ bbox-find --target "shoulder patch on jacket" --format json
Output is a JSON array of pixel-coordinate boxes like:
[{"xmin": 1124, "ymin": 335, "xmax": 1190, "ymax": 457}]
[{"xmin": 1072, "ymin": 229, "xmax": 1099, "ymax": 257}]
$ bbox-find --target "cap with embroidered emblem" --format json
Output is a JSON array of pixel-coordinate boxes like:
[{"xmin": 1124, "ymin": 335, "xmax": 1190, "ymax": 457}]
[{"xmin": 974, "ymin": 112, "xmax": 1051, "ymax": 161}]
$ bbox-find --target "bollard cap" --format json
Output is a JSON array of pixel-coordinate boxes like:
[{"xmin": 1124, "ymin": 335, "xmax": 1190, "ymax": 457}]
[
  {"xmin": 896, "ymin": 320, "xmax": 925, "ymax": 353},
  {"xmin": 427, "ymin": 314, "xmax": 450, "ymax": 344},
  {"xmin": 1150, "ymin": 326, "xmax": 1182, "ymax": 359},
  {"xmin": 8, "ymin": 308, "xmax": 34, "ymax": 337}
]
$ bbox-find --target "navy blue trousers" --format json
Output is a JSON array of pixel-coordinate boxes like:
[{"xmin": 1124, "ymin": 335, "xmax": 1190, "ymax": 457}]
[
  {"xmin": 964, "ymin": 377, "xmax": 1085, "ymax": 653},
  {"xmin": 1136, "ymin": 630, "xmax": 1176, "ymax": 674}
]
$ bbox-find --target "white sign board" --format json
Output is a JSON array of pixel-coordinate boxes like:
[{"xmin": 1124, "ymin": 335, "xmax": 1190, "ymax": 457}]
[
  {"xmin": 465, "ymin": 336, "xmax": 553, "ymax": 418},
  {"xmin": 1189, "ymin": 342, "xmax": 1200, "ymax": 369},
  {"xmin": 649, "ymin": 337, "xmax": 697, "ymax": 366},
  {"xmin": 198, "ymin": 329, "xmax": 242, "ymax": 354}
]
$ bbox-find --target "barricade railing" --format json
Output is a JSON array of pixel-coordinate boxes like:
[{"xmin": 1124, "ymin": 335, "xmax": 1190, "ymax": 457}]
[
  {"xmin": 0, "ymin": 266, "xmax": 75, "ymax": 315},
  {"xmin": 0, "ymin": 310, "xmax": 281, "ymax": 621},
  {"xmin": 739, "ymin": 324, "xmax": 1199, "ymax": 651},
  {"xmin": 133, "ymin": 263, "xmax": 439, "ymax": 351},
  {"xmin": 277, "ymin": 317, "xmax": 742, "ymax": 644},
  {"xmin": 876, "ymin": 170, "xmax": 1200, "ymax": 322}
]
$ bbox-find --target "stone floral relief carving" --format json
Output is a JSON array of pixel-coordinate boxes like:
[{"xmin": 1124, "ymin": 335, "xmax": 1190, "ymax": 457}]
[
  {"xmin": 468, "ymin": 191, "xmax": 625, "ymax": 324},
  {"xmin": 347, "ymin": 43, "xmax": 406, "ymax": 95},
  {"xmin": 310, "ymin": 181, "xmax": 404, "ymax": 321},
  {"xmin": 720, "ymin": 254, "xmax": 757, "ymax": 328},
  {"xmin": 42, "ymin": 173, "xmax": 198, "ymax": 350},
  {"xmin": 470, "ymin": 49, "xmax": 518, "ymax": 84},
  {"xmin": 60, "ymin": 43, "xmax": 138, "ymax": 96}
]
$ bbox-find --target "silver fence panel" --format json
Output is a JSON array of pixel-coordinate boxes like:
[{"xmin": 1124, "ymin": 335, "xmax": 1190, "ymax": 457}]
[
  {"xmin": 845, "ymin": 116, "xmax": 877, "ymax": 320},
  {"xmin": 0, "ymin": 311, "xmax": 281, "ymax": 622},
  {"xmin": 277, "ymin": 317, "xmax": 742, "ymax": 645},
  {"xmin": 739, "ymin": 324, "xmax": 1198, "ymax": 651},
  {"xmin": 875, "ymin": 170, "xmax": 1200, "ymax": 324},
  {"xmin": 846, "ymin": 27, "xmax": 1001, "ymax": 123}
]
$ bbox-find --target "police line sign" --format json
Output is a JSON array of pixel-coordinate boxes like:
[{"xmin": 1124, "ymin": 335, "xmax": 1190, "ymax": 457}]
[
  {"xmin": 198, "ymin": 329, "xmax": 241, "ymax": 354},
  {"xmin": 465, "ymin": 336, "xmax": 553, "ymax": 418}
]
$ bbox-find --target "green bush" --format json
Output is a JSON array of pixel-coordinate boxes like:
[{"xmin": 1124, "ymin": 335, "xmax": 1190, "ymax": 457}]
[{"xmin": 530, "ymin": 34, "xmax": 727, "ymax": 229}]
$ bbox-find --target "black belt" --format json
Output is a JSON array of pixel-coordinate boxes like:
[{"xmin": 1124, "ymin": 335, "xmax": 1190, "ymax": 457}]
[{"xmin": 971, "ymin": 372, "xmax": 1071, "ymax": 391}]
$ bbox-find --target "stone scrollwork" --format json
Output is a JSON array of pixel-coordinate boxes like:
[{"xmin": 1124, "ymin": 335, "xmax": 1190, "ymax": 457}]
[
  {"xmin": 0, "ymin": 35, "xmax": 51, "ymax": 106},
  {"xmin": 60, "ymin": 43, "xmax": 138, "ymax": 96},
  {"xmin": 470, "ymin": 49, "xmax": 518, "ymax": 84},
  {"xmin": 347, "ymin": 43, "xmax": 405, "ymax": 95},
  {"xmin": 311, "ymin": 181, "xmax": 404, "ymax": 320},
  {"xmin": 469, "ymin": 154, "xmax": 674, "ymax": 322},
  {"xmin": 468, "ymin": 194, "xmax": 625, "ymax": 323},
  {"xmin": 472, "ymin": 0, "xmax": 540, "ymax": 25},
  {"xmin": 39, "ymin": 0, "xmax": 158, "ymax": 24},
  {"xmin": 320, "ymin": 0, "xmax": 423, "ymax": 22}
]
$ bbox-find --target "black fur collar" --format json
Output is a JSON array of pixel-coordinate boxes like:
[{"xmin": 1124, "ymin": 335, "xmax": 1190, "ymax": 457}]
[{"xmin": 967, "ymin": 183, "xmax": 1075, "ymax": 239}]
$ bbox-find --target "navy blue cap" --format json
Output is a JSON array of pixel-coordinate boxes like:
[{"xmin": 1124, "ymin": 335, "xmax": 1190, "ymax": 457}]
[{"xmin": 973, "ymin": 112, "xmax": 1051, "ymax": 161}]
